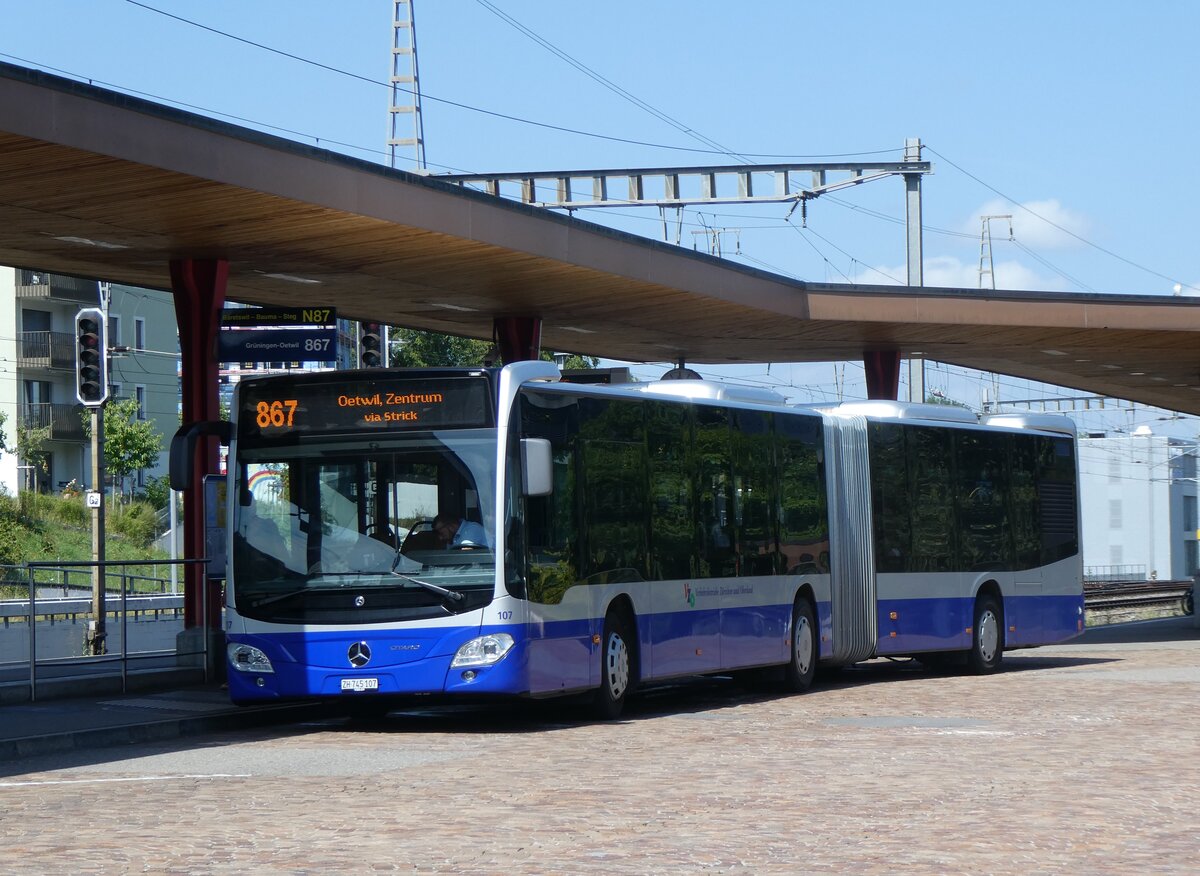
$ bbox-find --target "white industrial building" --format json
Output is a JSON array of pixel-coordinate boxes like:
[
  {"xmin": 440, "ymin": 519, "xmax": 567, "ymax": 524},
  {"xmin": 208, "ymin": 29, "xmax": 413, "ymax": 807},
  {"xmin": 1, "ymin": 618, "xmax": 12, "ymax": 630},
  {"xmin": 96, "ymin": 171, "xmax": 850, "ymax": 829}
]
[{"xmin": 1078, "ymin": 429, "xmax": 1200, "ymax": 583}]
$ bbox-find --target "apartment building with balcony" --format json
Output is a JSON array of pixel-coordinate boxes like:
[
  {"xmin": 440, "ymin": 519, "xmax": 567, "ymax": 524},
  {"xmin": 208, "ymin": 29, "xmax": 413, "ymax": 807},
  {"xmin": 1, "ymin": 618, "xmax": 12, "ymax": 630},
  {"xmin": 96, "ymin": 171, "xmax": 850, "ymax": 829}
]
[{"xmin": 0, "ymin": 267, "xmax": 179, "ymax": 496}]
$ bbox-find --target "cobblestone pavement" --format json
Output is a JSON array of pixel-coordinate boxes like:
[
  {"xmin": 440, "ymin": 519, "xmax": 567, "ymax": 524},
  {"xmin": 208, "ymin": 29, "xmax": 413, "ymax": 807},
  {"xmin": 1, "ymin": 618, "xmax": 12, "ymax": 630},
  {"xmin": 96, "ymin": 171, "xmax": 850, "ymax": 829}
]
[{"xmin": 2, "ymin": 632, "xmax": 1198, "ymax": 874}]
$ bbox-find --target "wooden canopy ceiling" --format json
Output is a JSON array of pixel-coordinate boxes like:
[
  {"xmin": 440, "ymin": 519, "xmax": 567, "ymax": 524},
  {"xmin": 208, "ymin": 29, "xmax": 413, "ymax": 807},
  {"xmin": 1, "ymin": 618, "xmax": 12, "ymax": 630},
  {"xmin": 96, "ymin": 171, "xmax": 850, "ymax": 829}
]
[{"xmin": 3, "ymin": 61, "xmax": 1200, "ymax": 413}]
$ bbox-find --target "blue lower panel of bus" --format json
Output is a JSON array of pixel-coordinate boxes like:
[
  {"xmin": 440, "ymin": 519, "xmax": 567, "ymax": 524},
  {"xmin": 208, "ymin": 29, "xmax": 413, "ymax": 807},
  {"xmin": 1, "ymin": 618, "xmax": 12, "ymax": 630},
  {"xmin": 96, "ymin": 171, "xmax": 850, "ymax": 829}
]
[
  {"xmin": 526, "ymin": 603, "xmax": 795, "ymax": 696},
  {"xmin": 228, "ymin": 604, "xmax": 796, "ymax": 703},
  {"xmin": 226, "ymin": 626, "xmax": 534, "ymax": 704},
  {"xmin": 874, "ymin": 593, "xmax": 1084, "ymax": 655},
  {"xmin": 227, "ymin": 592, "xmax": 1083, "ymax": 702}
]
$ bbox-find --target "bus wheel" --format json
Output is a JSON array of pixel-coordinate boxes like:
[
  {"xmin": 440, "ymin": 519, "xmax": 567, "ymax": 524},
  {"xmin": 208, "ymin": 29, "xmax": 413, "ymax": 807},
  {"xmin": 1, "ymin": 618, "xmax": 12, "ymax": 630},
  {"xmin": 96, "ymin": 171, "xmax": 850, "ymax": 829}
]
[
  {"xmin": 967, "ymin": 594, "xmax": 1003, "ymax": 674},
  {"xmin": 591, "ymin": 611, "xmax": 634, "ymax": 720},
  {"xmin": 784, "ymin": 598, "xmax": 818, "ymax": 692}
]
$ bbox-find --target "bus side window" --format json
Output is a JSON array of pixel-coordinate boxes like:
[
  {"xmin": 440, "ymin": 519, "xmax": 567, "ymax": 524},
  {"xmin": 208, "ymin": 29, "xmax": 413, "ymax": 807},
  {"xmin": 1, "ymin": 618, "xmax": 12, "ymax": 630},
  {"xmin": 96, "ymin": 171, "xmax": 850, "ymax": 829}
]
[
  {"xmin": 732, "ymin": 409, "xmax": 775, "ymax": 576},
  {"xmin": 868, "ymin": 422, "xmax": 910, "ymax": 573},
  {"xmin": 577, "ymin": 396, "xmax": 647, "ymax": 584},
  {"xmin": 647, "ymin": 401, "xmax": 693, "ymax": 581},
  {"xmin": 519, "ymin": 391, "xmax": 580, "ymax": 604},
  {"xmin": 695, "ymin": 405, "xmax": 734, "ymax": 579},
  {"xmin": 907, "ymin": 426, "xmax": 956, "ymax": 573},
  {"xmin": 777, "ymin": 414, "xmax": 827, "ymax": 575}
]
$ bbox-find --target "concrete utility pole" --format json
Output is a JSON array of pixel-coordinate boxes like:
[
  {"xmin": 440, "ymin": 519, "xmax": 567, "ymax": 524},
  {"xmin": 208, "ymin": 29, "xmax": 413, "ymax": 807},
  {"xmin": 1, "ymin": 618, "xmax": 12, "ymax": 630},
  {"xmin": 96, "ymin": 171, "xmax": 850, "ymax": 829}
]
[{"xmin": 903, "ymin": 137, "xmax": 925, "ymax": 404}]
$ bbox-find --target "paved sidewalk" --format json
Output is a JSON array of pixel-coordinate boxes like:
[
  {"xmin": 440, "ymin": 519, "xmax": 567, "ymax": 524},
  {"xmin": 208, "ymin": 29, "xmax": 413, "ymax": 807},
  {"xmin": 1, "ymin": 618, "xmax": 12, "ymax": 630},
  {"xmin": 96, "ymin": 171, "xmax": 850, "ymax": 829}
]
[
  {"xmin": 0, "ymin": 684, "xmax": 313, "ymax": 762},
  {"xmin": 1, "ymin": 614, "xmax": 1195, "ymax": 763}
]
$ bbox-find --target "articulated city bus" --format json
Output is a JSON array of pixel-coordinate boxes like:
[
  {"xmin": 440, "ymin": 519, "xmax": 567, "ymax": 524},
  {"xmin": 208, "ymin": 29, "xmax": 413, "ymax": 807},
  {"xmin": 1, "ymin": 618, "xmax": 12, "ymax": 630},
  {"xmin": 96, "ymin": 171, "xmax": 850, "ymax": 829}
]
[{"xmin": 179, "ymin": 361, "xmax": 1084, "ymax": 717}]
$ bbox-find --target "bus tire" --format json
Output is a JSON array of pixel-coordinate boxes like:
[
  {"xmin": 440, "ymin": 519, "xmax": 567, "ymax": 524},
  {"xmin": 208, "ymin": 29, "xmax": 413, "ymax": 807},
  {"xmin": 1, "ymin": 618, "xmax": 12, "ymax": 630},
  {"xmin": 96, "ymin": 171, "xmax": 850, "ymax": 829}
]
[
  {"xmin": 591, "ymin": 610, "xmax": 635, "ymax": 720},
  {"xmin": 783, "ymin": 597, "xmax": 818, "ymax": 692},
  {"xmin": 967, "ymin": 593, "xmax": 1004, "ymax": 674}
]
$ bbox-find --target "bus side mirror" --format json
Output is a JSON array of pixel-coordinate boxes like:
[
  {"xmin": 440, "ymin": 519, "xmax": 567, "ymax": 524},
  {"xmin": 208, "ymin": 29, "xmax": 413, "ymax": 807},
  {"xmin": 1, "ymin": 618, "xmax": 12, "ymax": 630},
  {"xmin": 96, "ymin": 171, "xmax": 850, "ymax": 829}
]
[
  {"xmin": 521, "ymin": 438, "xmax": 553, "ymax": 496},
  {"xmin": 169, "ymin": 421, "xmax": 232, "ymax": 491}
]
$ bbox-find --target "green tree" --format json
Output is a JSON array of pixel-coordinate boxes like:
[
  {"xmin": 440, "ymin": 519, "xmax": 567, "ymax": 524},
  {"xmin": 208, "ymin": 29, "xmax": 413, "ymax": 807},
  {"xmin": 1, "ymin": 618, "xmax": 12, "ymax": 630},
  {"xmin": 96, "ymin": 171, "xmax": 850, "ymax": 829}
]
[
  {"xmin": 16, "ymin": 422, "xmax": 52, "ymax": 492},
  {"xmin": 0, "ymin": 410, "xmax": 8, "ymax": 454},
  {"xmin": 926, "ymin": 389, "xmax": 972, "ymax": 409},
  {"xmin": 82, "ymin": 398, "xmax": 164, "ymax": 502},
  {"xmin": 389, "ymin": 328, "xmax": 492, "ymax": 367},
  {"xmin": 388, "ymin": 327, "xmax": 598, "ymax": 370},
  {"xmin": 553, "ymin": 352, "xmax": 600, "ymax": 370}
]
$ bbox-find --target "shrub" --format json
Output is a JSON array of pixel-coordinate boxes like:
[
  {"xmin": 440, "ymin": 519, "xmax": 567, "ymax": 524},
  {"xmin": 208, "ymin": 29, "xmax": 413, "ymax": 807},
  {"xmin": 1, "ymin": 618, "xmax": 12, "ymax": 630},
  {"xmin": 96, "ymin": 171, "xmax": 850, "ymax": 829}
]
[
  {"xmin": 138, "ymin": 475, "xmax": 172, "ymax": 511},
  {"xmin": 36, "ymin": 492, "xmax": 88, "ymax": 529},
  {"xmin": 108, "ymin": 501, "xmax": 158, "ymax": 547},
  {"xmin": 0, "ymin": 497, "xmax": 26, "ymax": 566}
]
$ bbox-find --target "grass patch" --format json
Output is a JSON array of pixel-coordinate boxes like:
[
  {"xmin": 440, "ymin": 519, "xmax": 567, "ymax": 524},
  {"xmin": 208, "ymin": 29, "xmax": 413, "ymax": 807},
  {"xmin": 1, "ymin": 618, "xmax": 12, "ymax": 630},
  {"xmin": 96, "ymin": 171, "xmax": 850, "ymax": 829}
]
[{"xmin": 0, "ymin": 491, "xmax": 173, "ymax": 594}]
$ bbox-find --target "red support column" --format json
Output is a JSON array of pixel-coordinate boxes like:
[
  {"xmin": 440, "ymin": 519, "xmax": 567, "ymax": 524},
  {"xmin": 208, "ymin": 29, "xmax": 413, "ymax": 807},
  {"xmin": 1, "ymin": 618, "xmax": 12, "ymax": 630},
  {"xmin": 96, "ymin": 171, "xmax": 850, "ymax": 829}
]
[
  {"xmin": 170, "ymin": 259, "xmax": 228, "ymax": 630},
  {"xmin": 863, "ymin": 350, "xmax": 901, "ymax": 400},
  {"xmin": 493, "ymin": 315, "xmax": 542, "ymax": 363}
]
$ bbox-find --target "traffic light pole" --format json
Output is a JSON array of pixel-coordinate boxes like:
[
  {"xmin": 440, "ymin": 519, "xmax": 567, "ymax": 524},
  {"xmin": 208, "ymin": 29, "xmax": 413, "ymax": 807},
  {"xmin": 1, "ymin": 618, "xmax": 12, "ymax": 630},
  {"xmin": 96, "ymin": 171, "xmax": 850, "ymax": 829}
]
[
  {"xmin": 76, "ymin": 297, "xmax": 110, "ymax": 656},
  {"xmin": 86, "ymin": 407, "xmax": 106, "ymax": 656}
]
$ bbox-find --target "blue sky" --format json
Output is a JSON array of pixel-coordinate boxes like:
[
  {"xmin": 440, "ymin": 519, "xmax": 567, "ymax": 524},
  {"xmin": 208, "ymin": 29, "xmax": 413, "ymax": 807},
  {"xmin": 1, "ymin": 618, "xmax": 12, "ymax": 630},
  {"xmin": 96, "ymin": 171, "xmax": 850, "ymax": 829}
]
[{"xmin": 4, "ymin": 0, "xmax": 1199, "ymax": 431}]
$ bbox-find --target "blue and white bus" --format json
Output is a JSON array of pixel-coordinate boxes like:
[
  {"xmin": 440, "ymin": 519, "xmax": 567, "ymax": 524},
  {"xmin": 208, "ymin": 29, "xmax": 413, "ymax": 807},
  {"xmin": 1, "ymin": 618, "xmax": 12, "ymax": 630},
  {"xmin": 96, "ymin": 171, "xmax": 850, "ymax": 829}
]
[{"xmin": 185, "ymin": 361, "xmax": 1083, "ymax": 717}]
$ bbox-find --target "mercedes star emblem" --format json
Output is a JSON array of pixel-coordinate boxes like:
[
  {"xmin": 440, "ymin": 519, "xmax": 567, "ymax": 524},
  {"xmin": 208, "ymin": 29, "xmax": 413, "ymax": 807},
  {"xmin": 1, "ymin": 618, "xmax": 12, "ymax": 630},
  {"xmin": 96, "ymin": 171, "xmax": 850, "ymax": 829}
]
[
  {"xmin": 348, "ymin": 641, "xmax": 372, "ymax": 668},
  {"xmin": 354, "ymin": 595, "xmax": 366, "ymax": 607}
]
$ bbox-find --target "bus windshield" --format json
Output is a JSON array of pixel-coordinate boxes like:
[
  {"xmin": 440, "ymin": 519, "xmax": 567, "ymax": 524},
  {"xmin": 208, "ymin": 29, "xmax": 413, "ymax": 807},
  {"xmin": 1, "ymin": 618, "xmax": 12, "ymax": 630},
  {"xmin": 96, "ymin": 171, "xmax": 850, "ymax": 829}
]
[{"xmin": 231, "ymin": 429, "xmax": 499, "ymax": 623}]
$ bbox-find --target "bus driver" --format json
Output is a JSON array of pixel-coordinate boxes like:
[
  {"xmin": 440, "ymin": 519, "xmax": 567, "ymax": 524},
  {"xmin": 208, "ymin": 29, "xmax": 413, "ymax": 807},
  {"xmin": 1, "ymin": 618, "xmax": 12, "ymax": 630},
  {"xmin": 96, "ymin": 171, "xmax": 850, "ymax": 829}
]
[{"xmin": 433, "ymin": 513, "xmax": 488, "ymax": 548}]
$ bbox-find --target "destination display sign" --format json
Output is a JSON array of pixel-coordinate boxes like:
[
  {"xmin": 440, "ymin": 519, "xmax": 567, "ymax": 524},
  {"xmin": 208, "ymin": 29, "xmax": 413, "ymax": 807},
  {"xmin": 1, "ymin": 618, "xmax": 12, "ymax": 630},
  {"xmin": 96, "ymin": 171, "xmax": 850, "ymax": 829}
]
[{"xmin": 237, "ymin": 375, "xmax": 494, "ymax": 445}]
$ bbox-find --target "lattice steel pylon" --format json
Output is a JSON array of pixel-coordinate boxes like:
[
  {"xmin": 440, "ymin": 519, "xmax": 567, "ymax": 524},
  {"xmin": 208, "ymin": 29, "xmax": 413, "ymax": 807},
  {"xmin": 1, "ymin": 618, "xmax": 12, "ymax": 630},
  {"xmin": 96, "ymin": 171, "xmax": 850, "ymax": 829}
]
[
  {"xmin": 978, "ymin": 214, "xmax": 1012, "ymax": 289},
  {"xmin": 388, "ymin": 0, "xmax": 426, "ymax": 171}
]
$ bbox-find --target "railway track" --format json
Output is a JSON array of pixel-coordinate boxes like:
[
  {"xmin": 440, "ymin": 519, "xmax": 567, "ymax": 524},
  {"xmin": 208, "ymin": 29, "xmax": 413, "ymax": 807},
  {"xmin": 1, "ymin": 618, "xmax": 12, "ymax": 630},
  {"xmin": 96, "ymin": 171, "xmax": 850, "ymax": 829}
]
[{"xmin": 1084, "ymin": 580, "xmax": 1194, "ymax": 614}]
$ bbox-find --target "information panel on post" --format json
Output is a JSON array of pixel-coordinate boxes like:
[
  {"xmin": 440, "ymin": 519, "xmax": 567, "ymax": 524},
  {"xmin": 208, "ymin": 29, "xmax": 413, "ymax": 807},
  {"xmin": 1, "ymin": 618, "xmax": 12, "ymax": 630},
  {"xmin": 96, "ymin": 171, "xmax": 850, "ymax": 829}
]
[{"xmin": 218, "ymin": 306, "xmax": 339, "ymax": 364}]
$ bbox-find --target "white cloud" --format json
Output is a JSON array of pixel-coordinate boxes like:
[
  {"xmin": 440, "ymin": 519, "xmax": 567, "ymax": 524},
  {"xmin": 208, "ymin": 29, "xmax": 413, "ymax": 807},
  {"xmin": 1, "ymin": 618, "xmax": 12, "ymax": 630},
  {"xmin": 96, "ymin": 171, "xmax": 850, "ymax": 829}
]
[
  {"xmin": 852, "ymin": 255, "xmax": 1066, "ymax": 292},
  {"xmin": 965, "ymin": 198, "xmax": 1090, "ymax": 250}
]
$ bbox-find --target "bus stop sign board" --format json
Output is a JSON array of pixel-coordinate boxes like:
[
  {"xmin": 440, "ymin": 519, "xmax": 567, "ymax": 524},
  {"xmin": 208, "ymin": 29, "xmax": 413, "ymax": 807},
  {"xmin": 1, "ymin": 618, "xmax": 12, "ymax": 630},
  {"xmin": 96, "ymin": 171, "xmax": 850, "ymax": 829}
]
[{"xmin": 217, "ymin": 327, "xmax": 338, "ymax": 363}]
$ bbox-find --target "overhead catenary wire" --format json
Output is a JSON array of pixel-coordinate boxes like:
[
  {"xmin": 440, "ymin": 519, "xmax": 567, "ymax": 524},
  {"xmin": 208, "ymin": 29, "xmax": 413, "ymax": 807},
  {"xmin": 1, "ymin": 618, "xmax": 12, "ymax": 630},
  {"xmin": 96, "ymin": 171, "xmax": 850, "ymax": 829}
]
[
  {"xmin": 1008, "ymin": 238, "xmax": 1098, "ymax": 293},
  {"xmin": 12, "ymin": 8, "xmax": 1193, "ymax": 303},
  {"xmin": 116, "ymin": 0, "xmax": 896, "ymax": 162},
  {"xmin": 9, "ymin": 8, "xmax": 1197, "ymax": 417},
  {"xmin": 471, "ymin": 0, "xmax": 748, "ymax": 163},
  {"xmin": 926, "ymin": 145, "xmax": 1200, "ymax": 295}
]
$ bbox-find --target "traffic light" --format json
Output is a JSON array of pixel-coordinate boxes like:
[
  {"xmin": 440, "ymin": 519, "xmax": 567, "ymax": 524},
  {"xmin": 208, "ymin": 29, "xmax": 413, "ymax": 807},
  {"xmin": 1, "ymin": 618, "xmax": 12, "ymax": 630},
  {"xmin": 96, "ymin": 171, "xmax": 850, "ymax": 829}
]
[
  {"xmin": 359, "ymin": 321, "xmax": 384, "ymax": 368},
  {"xmin": 75, "ymin": 307, "xmax": 109, "ymax": 406}
]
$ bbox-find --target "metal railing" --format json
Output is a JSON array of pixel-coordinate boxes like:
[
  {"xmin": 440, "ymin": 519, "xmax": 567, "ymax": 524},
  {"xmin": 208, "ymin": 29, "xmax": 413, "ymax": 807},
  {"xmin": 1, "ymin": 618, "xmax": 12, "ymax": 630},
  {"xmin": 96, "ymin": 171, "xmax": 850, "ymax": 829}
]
[
  {"xmin": 15, "ymin": 270, "xmax": 100, "ymax": 303},
  {"xmin": 1, "ymin": 559, "xmax": 212, "ymax": 702},
  {"xmin": 19, "ymin": 402, "xmax": 88, "ymax": 441},
  {"xmin": 18, "ymin": 330, "xmax": 75, "ymax": 369},
  {"xmin": 1083, "ymin": 564, "xmax": 1148, "ymax": 584}
]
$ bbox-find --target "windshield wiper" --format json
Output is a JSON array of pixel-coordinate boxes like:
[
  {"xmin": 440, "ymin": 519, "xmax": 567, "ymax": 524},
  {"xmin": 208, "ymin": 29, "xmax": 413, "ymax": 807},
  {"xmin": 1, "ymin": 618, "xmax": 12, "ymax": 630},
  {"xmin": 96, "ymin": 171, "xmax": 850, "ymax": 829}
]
[
  {"xmin": 389, "ymin": 554, "xmax": 466, "ymax": 604},
  {"xmin": 249, "ymin": 586, "xmax": 317, "ymax": 608},
  {"xmin": 245, "ymin": 574, "xmax": 374, "ymax": 608}
]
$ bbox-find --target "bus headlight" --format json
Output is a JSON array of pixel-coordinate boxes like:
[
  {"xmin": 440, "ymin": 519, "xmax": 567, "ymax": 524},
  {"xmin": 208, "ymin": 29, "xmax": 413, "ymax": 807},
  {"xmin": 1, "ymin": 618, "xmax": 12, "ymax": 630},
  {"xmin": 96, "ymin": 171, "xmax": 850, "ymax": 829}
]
[
  {"xmin": 227, "ymin": 643, "xmax": 275, "ymax": 673},
  {"xmin": 451, "ymin": 633, "xmax": 515, "ymax": 668}
]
